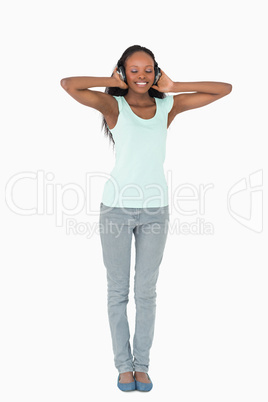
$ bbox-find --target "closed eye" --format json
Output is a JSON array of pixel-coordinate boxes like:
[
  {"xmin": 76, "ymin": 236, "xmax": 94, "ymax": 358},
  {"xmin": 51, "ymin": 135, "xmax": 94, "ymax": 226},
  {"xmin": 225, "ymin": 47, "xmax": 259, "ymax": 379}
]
[{"xmin": 131, "ymin": 70, "xmax": 153, "ymax": 73}]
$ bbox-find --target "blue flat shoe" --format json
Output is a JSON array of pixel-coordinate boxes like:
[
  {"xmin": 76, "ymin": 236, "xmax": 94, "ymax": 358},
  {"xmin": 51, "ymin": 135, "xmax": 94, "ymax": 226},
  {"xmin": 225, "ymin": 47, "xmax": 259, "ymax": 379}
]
[
  {"xmin": 117, "ymin": 374, "xmax": 136, "ymax": 392},
  {"xmin": 134, "ymin": 373, "xmax": 153, "ymax": 392}
]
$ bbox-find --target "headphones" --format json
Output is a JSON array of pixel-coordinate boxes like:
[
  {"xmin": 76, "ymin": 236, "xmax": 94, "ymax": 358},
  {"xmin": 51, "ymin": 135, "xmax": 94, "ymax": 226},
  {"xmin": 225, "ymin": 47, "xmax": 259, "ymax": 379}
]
[{"xmin": 117, "ymin": 62, "xmax": 162, "ymax": 86}]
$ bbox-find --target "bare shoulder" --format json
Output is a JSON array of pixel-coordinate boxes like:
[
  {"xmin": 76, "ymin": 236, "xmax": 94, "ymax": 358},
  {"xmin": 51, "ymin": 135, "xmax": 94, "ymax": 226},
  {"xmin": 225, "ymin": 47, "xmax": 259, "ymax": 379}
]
[
  {"xmin": 169, "ymin": 94, "xmax": 185, "ymax": 116},
  {"xmin": 167, "ymin": 94, "xmax": 192, "ymax": 125}
]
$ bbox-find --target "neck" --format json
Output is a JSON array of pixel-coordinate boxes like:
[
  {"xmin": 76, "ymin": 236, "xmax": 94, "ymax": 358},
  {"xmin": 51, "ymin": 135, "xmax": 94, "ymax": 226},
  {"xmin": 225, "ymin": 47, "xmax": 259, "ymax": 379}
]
[{"xmin": 124, "ymin": 88, "xmax": 152, "ymax": 104}]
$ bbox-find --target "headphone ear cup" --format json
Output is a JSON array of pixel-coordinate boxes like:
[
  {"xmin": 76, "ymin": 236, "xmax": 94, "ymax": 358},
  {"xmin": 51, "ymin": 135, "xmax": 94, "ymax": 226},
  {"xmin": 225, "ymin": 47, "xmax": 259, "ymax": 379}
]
[
  {"xmin": 117, "ymin": 66, "xmax": 127, "ymax": 83},
  {"xmin": 154, "ymin": 66, "xmax": 161, "ymax": 85}
]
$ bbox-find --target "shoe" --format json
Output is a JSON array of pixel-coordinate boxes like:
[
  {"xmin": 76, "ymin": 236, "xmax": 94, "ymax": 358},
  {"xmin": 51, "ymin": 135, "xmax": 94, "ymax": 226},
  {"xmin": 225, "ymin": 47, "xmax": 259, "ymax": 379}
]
[
  {"xmin": 117, "ymin": 374, "xmax": 136, "ymax": 392},
  {"xmin": 134, "ymin": 373, "xmax": 153, "ymax": 392}
]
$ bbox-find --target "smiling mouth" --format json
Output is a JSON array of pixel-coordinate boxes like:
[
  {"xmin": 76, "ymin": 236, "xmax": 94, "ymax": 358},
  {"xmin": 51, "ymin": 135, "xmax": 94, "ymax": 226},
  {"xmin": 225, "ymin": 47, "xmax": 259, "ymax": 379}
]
[{"xmin": 135, "ymin": 82, "xmax": 148, "ymax": 87}]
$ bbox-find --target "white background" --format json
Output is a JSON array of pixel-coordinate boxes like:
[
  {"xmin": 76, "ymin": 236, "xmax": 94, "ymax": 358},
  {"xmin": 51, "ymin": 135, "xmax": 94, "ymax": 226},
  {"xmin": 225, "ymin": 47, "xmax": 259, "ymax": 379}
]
[{"xmin": 1, "ymin": 0, "xmax": 267, "ymax": 401}]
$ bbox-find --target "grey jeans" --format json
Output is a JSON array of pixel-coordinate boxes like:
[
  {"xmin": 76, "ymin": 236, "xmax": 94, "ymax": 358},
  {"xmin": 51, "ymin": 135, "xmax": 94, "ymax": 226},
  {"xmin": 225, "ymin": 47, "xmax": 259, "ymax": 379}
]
[{"xmin": 99, "ymin": 202, "xmax": 169, "ymax": 374}]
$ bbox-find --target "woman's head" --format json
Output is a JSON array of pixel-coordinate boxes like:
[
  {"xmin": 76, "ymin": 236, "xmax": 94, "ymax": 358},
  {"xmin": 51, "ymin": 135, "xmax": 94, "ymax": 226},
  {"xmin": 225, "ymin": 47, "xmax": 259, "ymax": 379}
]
[
  {"xmin": 101, "ymin": 45, "xmax": 166, "ymax": 149},
  {"xmin": 117, "ymin": 46, "xmax": 157, "ymax": 91}
]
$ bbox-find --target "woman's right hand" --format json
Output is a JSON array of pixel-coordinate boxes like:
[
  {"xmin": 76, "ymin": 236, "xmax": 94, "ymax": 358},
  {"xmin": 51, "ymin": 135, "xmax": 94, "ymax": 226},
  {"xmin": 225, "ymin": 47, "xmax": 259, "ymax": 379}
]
[{"xmin": 112, "ymin": 67, "xmax": 128, "ymax": 89}]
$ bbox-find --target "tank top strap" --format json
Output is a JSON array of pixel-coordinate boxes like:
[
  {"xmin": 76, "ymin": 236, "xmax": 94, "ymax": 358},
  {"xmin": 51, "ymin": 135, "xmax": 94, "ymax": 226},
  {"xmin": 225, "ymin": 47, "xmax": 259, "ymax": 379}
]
[{"xmin": 112, "ymin": 95, "xmax": 123, "ymax": 113}]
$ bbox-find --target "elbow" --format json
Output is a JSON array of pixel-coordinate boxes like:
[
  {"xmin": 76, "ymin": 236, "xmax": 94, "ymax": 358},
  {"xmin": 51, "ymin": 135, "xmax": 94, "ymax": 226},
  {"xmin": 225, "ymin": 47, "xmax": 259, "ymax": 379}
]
[
  {"xmin": 60, "ymin": 78, "xmax": 72, "ymax": 90},
  {"xmin": 226, "ymin": 83, "xmax": 232, "ymax": 93},
  {"xmin": 220, "ymin": 83, "xmax": 232, "ymax": 97}
]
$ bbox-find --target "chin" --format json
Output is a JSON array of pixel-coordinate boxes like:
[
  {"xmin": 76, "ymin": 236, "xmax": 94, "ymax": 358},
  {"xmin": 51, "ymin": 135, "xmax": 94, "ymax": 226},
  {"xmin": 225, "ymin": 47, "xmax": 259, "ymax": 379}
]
[{"xmin": 131, "ymin": 85, "xmax": 150, "ymax": 92}]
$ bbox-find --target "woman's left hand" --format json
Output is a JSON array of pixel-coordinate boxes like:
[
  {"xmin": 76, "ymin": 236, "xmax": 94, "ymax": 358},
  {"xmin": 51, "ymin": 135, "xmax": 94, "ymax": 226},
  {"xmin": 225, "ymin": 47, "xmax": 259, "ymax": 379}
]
[{"xmin": 151, "ymin": 69, "xmax": 174, "ymax": 92}]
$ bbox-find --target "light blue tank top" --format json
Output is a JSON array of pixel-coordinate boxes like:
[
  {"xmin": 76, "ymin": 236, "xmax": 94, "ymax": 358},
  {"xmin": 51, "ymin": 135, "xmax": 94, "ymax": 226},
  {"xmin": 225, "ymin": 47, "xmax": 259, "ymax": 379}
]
[{"xmin": 101, "ymin": 94, "xmax": 174, "ymax": 208}]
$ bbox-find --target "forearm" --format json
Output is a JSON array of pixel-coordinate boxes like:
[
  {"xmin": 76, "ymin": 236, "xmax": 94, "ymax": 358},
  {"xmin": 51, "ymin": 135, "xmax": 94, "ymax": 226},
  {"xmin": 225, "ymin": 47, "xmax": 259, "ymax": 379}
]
[
  {"xmin": 60, "ymin": 76, "xmax": 118, "ymax": 90},
  {"xmin": 171, "ymin": 81, "xmax": 232, "ymax": 95}
]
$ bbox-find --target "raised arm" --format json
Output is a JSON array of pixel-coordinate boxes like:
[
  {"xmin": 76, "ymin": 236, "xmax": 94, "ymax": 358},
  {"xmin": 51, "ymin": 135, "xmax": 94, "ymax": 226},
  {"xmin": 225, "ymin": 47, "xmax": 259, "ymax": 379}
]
[
  {"xmin": 170, "ymin": 81, "xmax": 232, "ymax": 115},
  {"xmin": 151, "ymin": 69, "xmax": 232, "ymax": 116},
  {"xmin": 60, "ymin": 67, "xmax": 128, "ymax": 116}
]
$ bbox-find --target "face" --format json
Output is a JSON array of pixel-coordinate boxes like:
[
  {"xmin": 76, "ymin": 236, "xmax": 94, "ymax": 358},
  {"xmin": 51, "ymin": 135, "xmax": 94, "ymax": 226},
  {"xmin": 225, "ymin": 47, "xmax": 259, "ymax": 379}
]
[{"xmin": 124, "ymin": 51, "xmax": 155, "ymax": 92}]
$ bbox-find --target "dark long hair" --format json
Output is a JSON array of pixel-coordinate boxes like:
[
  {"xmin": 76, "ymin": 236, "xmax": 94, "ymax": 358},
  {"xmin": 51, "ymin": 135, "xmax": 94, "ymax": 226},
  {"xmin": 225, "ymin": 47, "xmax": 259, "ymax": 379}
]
[{"xmin": 101, "ymin": 45, "xmax": 167, "ymax": 151}]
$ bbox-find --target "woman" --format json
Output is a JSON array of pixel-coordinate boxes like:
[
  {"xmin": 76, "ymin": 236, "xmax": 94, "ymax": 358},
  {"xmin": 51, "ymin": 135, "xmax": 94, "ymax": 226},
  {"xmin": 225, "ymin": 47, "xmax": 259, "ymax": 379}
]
[{"xmin": 60, "ymin": 45, "xmax": 232, "ymax": 392}]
